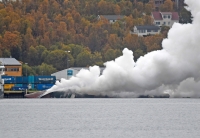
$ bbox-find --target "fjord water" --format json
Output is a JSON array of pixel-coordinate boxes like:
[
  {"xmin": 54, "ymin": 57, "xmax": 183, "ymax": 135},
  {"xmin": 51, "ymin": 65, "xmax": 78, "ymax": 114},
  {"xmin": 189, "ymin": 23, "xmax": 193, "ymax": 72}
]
[{"xmin": 0, "ymin": 99, "xmax": 200, "ymax": 138}]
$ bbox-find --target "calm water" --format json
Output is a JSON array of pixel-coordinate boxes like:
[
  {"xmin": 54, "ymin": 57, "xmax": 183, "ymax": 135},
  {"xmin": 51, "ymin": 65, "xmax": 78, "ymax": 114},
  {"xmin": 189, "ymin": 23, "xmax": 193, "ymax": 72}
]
[{"xmin": 0, "ymin": 98, "xmax": 200, "ymax": 138}]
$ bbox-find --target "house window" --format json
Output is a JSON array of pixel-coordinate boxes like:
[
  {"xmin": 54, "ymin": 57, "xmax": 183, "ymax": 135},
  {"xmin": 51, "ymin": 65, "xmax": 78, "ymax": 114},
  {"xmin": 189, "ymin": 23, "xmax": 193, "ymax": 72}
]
[
  {"xmin": 168, "ymin": 22, "xmax": 170, "ymax": 25},
  {"xmin": 139, "ymin": 30, "xmax": 145, "ymax": 33},
  {"xmin": 13, "ymin": 68, "xmax": 19, "ymax": 71},
  {"xmin": 163, "ymin": 22, "xmax": 166, "ymax": 25},
  {"xmin": 5, "ymin": 67, "xmax": 19, "ymax": 72},
  {"xmin": 168, "ymin": 15, "xmax": 170, "ymax": 18},
  {"xmin": 164, "ymin": 15, "xmax": 166, "ymax": 18},
  {"xmin": 7, "ymin": 68, "xmax": 12, "ymax": 71},
  {"xmin": 156, "ymin": 22, "xmax": 160, "ymax": 25}
]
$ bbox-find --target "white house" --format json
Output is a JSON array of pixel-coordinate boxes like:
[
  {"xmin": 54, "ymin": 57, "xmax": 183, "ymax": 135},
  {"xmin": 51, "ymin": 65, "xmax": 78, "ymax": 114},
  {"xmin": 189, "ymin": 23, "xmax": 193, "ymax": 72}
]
[
  {"xmin": 130, "ymin": 25, "xmax": 161, "ymax": 37},
  {"xmin": 97, "ymin": 15, "xmax": 125, "ymax": 24},
  {"xmin": 152, "ymin": 12, "xmax": 179, "ymax": 28}
]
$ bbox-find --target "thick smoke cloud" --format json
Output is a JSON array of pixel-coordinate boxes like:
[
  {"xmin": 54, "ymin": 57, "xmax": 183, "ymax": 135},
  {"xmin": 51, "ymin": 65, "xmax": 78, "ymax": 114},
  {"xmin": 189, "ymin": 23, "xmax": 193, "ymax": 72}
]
[{"xmin": 46, "ymin": 0, "xmax": 200, "ymax": 98}]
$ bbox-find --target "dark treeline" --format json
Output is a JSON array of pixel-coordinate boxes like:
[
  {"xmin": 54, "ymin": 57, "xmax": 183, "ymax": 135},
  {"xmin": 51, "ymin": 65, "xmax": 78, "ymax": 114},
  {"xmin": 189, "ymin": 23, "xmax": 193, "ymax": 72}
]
[{"xmin": 0, "ymin": 0, "xmax": 191, "ymax": 76}]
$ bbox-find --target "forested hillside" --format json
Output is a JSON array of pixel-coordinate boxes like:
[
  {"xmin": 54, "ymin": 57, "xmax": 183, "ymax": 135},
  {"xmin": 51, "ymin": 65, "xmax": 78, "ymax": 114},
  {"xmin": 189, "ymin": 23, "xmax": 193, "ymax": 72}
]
[{"xmin": 0, "ymin": 0, "xmax": 191, "ymax": 75}]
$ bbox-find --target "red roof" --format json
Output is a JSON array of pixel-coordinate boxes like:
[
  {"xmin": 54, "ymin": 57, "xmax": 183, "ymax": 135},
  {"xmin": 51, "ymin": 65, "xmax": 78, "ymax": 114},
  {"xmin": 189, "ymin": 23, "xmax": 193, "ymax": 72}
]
[
  {"xmin": 152, "ymin": 12, "xmax": 163, "ymax": 20},
  {"xmin": 171, "ymin": 12, "xmax": 179, "ymax": 20},
  {"xmin": 152, "ymin": 12, "xmax": 179, "ymax": 20},
  {"xmin": 161, "ymin": 12, "xmax": 172, "ymax": 15}
]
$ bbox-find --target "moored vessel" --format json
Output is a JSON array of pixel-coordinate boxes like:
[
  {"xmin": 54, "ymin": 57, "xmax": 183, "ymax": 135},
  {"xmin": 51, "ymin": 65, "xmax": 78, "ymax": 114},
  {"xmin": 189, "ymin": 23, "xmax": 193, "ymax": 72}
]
[{"xmin": 0, "ymin": 61, "xmax": 5, "ymax": 98}]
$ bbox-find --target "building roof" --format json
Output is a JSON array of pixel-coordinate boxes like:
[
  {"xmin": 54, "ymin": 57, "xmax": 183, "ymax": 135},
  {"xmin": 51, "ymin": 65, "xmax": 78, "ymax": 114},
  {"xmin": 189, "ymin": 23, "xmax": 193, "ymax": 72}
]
[
  {"xmin": 135, "ymin": 25, "xmax": 160, "ymax": 31},
  {"xmin": 51, "ymin": 67, "xmax": 105, "ymax": 76},
  {"xmin": 70, "ymin": 67, "xmax": 105, "ymax": 73},
  {"xmin": 161, "ymin": 12, "xmax": 172, "ymax": 15},
  {"xmin": 0, "ymin": 58, "xmax": 21, "ymax": 66},
  {"xmin": 152, "ymin": 12, "xmax": 179, "ymax": 20},
  {"xmin": 171, "ymin": 12, "xmax": 179, "ymax": 20},
  {"xmin": 99, "ymin": 15, "xmax": 125, "ymax": 20},
  {"xmin": 152, "ymin": 12, "xmax": 163, "ymax": 20}
]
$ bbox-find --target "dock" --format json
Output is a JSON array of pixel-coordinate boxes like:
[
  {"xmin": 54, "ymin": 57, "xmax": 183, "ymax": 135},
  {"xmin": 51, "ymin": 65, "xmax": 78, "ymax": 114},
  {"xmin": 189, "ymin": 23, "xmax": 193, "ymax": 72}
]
[{"xmin": 3, "ymin": 90, "xmax": 37, "ymax": 98}]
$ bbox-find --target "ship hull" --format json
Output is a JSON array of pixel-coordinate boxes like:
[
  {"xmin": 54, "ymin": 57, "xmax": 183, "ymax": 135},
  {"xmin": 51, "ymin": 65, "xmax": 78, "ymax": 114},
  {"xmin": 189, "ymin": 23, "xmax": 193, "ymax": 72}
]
[
  {"xmin": 0, "ymin": 90, "xmax": 3, "ymax": 98},
  {"xmin": 25, "ymin": 91, "xmax": 45, "ymax": 98}
]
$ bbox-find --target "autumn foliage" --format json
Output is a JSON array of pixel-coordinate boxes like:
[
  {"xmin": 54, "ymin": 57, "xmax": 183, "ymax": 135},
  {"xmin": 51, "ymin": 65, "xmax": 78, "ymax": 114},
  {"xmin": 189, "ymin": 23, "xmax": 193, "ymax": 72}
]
[{"xmin": 0, "ymin": 0, "xmax": 189, "ymax": 75}]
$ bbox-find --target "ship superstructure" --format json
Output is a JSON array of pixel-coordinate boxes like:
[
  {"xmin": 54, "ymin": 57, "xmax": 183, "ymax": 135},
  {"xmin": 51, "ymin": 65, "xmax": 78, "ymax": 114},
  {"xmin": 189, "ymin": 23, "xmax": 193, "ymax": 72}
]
[{"xmin": 0, "ymin": 61, "xmax": 5, "ymax": 98}]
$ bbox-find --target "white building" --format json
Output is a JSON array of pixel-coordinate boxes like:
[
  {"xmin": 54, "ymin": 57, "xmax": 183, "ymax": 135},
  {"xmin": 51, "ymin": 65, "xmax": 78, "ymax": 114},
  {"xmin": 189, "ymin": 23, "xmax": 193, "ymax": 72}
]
[
  {"xmin": 97, "ymin": 15, "xmax": 125, "ymax": 24},
  {"xmin": 130, "ymin": 25, "xmax": 161, "ymax": 36},
  {"xmin": 51, "ymin": 67, "xmax": 105, "ymax": 80},
  {"xmin": 152, "ymin": 12, "xmax": 179, "ymax": 28}
]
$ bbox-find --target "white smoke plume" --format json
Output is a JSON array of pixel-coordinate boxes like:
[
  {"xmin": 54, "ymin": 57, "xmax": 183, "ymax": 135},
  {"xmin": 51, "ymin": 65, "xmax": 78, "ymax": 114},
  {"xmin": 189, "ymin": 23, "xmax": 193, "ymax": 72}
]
[{"xmin": 46, "ymin": 0, "xmax": 200, "ymax": 98}]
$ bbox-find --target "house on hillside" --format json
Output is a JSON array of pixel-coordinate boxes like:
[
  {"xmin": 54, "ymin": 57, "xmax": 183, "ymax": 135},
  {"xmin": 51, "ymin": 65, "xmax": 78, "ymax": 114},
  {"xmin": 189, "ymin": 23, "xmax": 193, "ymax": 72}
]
[
  {"xmin": 130, "ymin": 25, "xmax": 161, "ymax": 36},
  {"xmin": 97, "ymin": 15, "xmax": 125, "ymax": 24},
  {"xmin": 152, "ymin": 12, "xmax": 179, "ymax": 28},
  {"xmin": 0, "ymin": 58, "xmax": 22, "ymax": 76}
]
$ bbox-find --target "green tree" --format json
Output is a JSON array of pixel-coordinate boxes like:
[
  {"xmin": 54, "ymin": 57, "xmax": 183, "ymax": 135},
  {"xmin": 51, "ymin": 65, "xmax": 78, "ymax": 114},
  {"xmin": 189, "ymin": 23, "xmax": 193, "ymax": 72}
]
[
  {"xmin": 76, "ymin": 48, "xmax": 92, "ymax": 67},
  {"xmin": 10, "ymin": 45, "xmax": 21, "ymax": 60},
  {"xmin": 104, "ymin": 48, "xmax": 118, "ymax": 62},
  {"xmin": 68, "ymin": 44, "xmax": 84, "ymax": 60},
  {"xmin": 22, "ymin": 64, "xmax": 36, "ymax": 76},
  {"xmin": 35, "ymin": 45, "xmax": 47, "ymax": 64},
  {"xmin": 2, "ymin": 49, "xmax": 11, "ymax": 57},
  {"xmin": 38, "ymin": 63, "xmax": 57, "ymax": 75},
  {"xmin": 45, "ymin": 50, "xmax": 74, "ymax": 70},
  {"xmin": 91, "ymin": 52, "xmax": 103, "ymax": 66},
  {"xmin": 134, "ymin": 49, "xmax": 145, "ymax": 61},
  {"xmin": 179, "ymin": 7, "xmax": 192, "ymax": 23}
]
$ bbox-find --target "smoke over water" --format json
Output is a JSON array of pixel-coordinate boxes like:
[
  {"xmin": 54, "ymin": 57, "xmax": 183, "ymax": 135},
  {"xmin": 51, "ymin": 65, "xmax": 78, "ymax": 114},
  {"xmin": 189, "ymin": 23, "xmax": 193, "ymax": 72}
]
[{"xmin": 46, "ymin": 0, "xmax": 200, "ymax": 98}]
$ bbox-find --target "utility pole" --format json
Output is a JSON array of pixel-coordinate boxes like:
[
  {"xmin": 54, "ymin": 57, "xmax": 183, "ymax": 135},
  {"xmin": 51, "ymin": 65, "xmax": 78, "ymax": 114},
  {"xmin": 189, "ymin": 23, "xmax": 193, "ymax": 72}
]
[
  {"xmin": 65, "ymin": 51, "xmax": 70, "ymax": 69},
  {"xmin": 25, "ymin": 63, "xmax": 28, "ymax": 76}
]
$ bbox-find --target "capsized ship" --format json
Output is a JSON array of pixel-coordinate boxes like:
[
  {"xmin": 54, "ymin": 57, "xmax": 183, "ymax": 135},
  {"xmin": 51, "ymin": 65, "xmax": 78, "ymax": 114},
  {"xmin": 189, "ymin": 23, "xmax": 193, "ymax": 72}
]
[
  {"xmin": 24, "ymin": 89, "xmax": 170, "ymax": 98},
  {"xmin": 25, "ymin": 89, "xmax": 110, "ymax": 98},
  {"xmin": 24, "ymin": 90, "xmax": 75, "ymax": 98}
]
